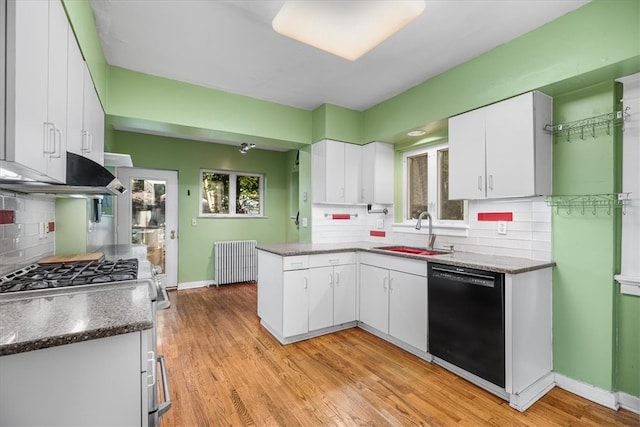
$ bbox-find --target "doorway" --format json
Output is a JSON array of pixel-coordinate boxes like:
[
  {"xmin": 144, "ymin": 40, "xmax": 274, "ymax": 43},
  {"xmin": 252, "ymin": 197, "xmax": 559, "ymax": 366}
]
[{"xmin": 116, "ymin": 168, "xmax": 178, "ymax": 287}]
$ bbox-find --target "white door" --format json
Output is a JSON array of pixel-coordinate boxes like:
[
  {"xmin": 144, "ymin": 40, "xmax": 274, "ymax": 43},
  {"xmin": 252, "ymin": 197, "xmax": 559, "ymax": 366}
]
[
  {"xmin": 116, "ymin": 168, "xmax": 178, "ymax": 287},
  {"xmin": 359, "ymin": 264, "xmax": 389, "ymax": 333}
]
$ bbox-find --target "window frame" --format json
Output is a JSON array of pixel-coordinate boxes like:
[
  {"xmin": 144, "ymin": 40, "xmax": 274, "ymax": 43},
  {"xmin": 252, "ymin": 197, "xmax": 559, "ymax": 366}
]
[
  {"xmin": 199, "ymin": 169, "xmax": 265, "ymax": 217},
  {"xmin": 401, "ymin": 142, "xmax": 468, "ymax": 230}
]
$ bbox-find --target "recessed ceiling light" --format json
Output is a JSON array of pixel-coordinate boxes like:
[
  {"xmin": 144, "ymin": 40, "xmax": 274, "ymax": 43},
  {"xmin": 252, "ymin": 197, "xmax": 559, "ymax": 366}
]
[
  {"xmin": 407, "ymin": 130, "xmax": 426, "ymax": 136},
  {"xmin": 272, "ymin": 1, "xmax": 426, "ymax": 61}
]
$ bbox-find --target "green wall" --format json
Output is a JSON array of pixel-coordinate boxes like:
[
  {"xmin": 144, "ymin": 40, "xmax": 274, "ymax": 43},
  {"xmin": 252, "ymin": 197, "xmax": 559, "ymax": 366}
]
[
  {"xmin": 113, "ymin": 131, "xmax": 293, "ymax": 284},
  {"xmin": 55, "ymin": 199, "xmax": 88, "ymax": 254},
  {"xmin": 363, "ymin": 0, "xmax": 640, "ymax": 143}
]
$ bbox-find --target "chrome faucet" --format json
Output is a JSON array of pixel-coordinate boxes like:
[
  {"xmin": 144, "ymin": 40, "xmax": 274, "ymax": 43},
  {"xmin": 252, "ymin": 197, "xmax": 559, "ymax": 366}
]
[{"xmin": 416, "ymin": 211, "xmax": 436, "ymax": 250}]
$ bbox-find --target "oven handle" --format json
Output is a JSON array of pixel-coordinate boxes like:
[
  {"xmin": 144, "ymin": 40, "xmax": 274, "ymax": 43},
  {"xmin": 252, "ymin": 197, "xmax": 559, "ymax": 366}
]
[{"xmin": 157, "ymin": 355, "xmax": 172, "ymax": 418}]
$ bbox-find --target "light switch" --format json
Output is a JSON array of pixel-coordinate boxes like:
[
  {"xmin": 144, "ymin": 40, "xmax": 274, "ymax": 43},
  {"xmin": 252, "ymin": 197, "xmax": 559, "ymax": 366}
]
[
  {"xmin": 302, "ymin": 217, "xmax": 308, "ymax": 227},
  {"xmin": 377, "ymin": 219, "xmax": 384, "ymax": 229},
  {"xmin": 191, "ymin": 218, "xmax": 197, "ymax": 226}
]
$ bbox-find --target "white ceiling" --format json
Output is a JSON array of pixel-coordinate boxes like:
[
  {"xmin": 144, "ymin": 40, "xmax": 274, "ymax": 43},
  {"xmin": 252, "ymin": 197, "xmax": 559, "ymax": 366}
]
[{"xmin": 91, "ymin": 0, "xmax": 590, "ymax": 113}]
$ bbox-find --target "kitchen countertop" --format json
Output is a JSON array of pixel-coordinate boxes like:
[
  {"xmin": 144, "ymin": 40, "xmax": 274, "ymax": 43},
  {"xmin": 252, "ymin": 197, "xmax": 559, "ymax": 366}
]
[
  {"xmin": 0, "ymin": 282, "xmax": 153, "ymax": 356},
  {"xmin": 257, "ymin": 242, "xmax": 555, "ymax": 274},
  {"xmin": 98, "ymin": 243, "xmax": 148, "ymax": 261}
]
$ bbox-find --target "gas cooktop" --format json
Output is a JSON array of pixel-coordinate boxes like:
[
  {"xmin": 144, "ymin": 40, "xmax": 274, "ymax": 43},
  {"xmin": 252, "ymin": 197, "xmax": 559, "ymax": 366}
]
[{"xmin": 0, "ymin": 258, "xmax": 139, "ymax": 295}]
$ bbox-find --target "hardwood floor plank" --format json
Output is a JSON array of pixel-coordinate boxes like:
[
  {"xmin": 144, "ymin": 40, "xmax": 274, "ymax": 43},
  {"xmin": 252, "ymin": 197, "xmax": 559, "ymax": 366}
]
[{"xmin": 158, "ymin": 284, "xmax": 638, "ymax": 426}]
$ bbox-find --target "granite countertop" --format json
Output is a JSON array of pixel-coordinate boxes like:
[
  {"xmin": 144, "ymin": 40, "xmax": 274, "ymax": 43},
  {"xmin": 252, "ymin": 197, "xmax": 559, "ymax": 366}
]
[
  {"xmin": 257, "ymin": 242, "xmax": 555, "ymax": 274},
  {"xmin": 0, "ymin": 282, "xmax": 153, "ymax": 356}
]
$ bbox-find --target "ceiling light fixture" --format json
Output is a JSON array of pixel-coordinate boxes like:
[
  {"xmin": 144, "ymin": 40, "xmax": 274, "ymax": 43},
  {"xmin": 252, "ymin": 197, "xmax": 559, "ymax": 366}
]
[
  {"xmin": 239, "ymin": 143, "xmax": 256, "ymax": 154},
  {"xmin": 272, "ymin": 1, "xmax": 426, "ymax": 61},
  {"xmin": 407, "ymin": 130, "xmax": 426, "ymax": 136}
]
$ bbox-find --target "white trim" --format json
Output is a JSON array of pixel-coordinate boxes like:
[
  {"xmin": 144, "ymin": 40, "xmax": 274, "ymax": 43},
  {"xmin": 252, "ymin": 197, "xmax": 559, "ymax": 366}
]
[
  {"xmin": 509, "ymin": 373, "xmax": 555, "ymax": 412},
  {"xmin": 177, "ymin": 280, "xmax": 210, "ymax": 290},
  {"xmin": 615, "ymin": 274, "xmax": 640, "ymax": 296},
  {"xmin": 554, "ymin": 373, "xmax": 619, "ymax": 410},
  {"xmin": 618, "ymin": 391, "xmax": 640, "ymax": 414}
]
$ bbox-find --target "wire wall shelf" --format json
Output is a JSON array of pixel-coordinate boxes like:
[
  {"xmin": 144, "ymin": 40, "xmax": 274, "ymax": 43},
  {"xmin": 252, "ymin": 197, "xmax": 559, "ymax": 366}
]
[
  {"xmin": 544, "ymin": 107, "xmax": 631, "ymax": 142},
  {"xmin": 546, "ymin": 193, "xmax": 631, "ymax": 215}
]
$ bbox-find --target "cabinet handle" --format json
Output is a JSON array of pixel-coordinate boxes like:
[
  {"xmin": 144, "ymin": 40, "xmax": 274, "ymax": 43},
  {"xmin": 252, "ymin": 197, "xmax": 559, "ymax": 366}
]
[
  {"xmin": 383, "ymin": 277, "xmax": 388, "ymax": 291},
  {"xmin": 328, "ymin": 273, "xmax": 333, "ymax": 286},
  {"xmin": 488, "ymin": 174, "xmax": 494, "ymax": 191},
  {"xmin": 43, "ymin": 122, "xmax": 55, "ymax": 154},
  {"xmin": 328, "ymin": 258, "xmax": 339, "ymax": 265},
  {"xmin": 304, "ymin": 277, "xmax": 308, "ymax": 289},
  {"xmin": 290, "ymin": 262, "xmax": 303, "ymax": 268},
  {"xmin": 147, "ymin": 350, "xmax": 156, "ymax": 387},
  {"xmin": 389, "ymin": 277, "xmax": 393, "ymax": 292},
  {"xmin": 335, "ymin": 272, "xmax": 340, "ymax": 286},
  {"xmin": 477, "ymin": 176, "xmax": 483, "ymax": 191},
  {"xmin": 52, "ymin": 128, "xmax": 62, "ymax": 158}
]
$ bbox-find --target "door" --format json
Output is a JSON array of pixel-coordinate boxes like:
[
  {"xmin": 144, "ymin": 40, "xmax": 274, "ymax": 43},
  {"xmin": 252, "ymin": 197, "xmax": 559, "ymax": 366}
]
[
  {"xmin": 359, "ymin": 264, "xmax": 389, "ymax": 333},
  {"xmin": 283, "ymin": 270, "xmax": 309, "ymax": 337},
  {"xmin": 333, "ymin": 264, "xmax": 356, "ymax": 325},
  {"xmin": 308, "ymin": 266, "xmax": 334, "ymax": 331},
  {"xmin": 389, "ymin": 270, "xmax": 427, "ymax": 352},
  {"xmin": 116, "ymin": 168, "xmax": 178, "ymax": 287}
]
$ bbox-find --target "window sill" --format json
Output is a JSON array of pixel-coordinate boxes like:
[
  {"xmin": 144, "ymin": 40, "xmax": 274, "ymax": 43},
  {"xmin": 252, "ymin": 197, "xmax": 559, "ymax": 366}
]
[
  {"xmin": 392, "ymin": 222, "xmax": 469, "ymax": 237},
  {"xmin": 199, "ymin": 215, "xmax": 268, "ymax": 219},
  {"xmin": 615, "ymin": 275, "xmax": 640, "ymax": 296}
]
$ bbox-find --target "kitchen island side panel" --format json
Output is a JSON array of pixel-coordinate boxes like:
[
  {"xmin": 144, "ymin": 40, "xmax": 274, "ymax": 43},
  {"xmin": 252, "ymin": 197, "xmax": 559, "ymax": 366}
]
[{"xmin": 257, "ymin": 250, "xmax": 284, "ymax": 336}]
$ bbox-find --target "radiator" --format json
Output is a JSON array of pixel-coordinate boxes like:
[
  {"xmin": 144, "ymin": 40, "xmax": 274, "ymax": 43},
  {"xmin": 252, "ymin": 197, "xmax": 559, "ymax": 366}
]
[{"xmin": 213, "ymin": 240, "xmax": 258, "ymax": 286}]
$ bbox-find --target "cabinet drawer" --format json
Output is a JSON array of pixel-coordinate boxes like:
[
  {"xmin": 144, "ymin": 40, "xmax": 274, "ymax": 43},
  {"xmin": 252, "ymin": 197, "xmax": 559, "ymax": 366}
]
[
  {"xmin": 283, "ymin": 255, "xmax": 309, "ymax": 271},
  {"xmin": 359, "ymin": 252, "xmax": 427, "ymax": 277},
  {"xmin": 309, "ymin": 252, "xmax": 356, "ymax": 268}
]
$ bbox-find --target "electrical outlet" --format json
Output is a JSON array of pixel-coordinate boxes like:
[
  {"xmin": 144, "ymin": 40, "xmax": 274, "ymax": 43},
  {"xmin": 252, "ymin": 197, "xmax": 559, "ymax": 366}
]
[
  {"xmin": 497, "ymin": 221, "xmax": 507, "ymax": 235},
  {"xmin": 302, "ymin": 217, "xmax": 308, "ymax": 227},
  {"xmin": 377, "ymin": 219, "xmax": 384, "ymax": 229},
  {"xmin": 191, "ymin": 218, "xmax": 197, "ymax": 226}
]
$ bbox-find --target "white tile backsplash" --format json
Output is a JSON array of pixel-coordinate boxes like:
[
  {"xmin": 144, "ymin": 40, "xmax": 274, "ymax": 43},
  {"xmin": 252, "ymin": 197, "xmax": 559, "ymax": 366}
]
[
  {"xmin": 0, "ymin": 192, "xmax": 55, "ymax": 275},
  {"xmin": 312, "ymin": 197, "xmax": 552, "ymax": 261}
]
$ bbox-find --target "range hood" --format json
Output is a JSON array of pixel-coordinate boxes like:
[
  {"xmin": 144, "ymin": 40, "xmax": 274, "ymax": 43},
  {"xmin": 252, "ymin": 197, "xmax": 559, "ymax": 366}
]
[{"xmin": 0, "ymin": 153, "xmax": 127, "ymax": 195}]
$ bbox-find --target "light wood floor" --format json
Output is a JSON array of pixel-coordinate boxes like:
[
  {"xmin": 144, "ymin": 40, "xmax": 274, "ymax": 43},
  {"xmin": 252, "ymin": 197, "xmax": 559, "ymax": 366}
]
[{"xmin": 157, "ymin": 283, "xmax": 638, "ymax": 426}]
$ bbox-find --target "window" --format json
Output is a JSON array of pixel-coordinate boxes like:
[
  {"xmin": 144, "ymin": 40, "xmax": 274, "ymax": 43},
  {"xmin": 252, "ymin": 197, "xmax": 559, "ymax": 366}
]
[
  {"xmin": 200, "ymin": 170, "xmax": 264, "ymax": 216},
  {"xmin": 403, "ymin": 143, "xmax": 465, "ymax": 224}
]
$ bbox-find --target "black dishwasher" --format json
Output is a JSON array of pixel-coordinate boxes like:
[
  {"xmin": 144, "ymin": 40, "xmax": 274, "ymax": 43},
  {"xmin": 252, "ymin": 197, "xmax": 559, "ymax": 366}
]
[{"xmin": 428, "ymin": 263, "xmax": 505, "ymax": 388}]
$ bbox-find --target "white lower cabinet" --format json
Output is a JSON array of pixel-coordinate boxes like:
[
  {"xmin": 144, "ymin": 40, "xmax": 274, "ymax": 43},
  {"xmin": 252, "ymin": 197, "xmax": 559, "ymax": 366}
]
[
  {"xmin": 359, "ymin": 253, "xmax": 428, "ymax": 352},
  {"xmin": 258, "ymin": 250, "xmax": 356, "ymax": 343},
  {"xmin": 0, "ymin": 332, "xmax": 145, "ymax": 426}
]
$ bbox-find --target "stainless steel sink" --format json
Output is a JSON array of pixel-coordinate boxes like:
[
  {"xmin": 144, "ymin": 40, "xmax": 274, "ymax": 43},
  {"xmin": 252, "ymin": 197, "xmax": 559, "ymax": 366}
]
[{"xmin": 374, "ymin": 246, "xmax": 451, "ymax": 256}]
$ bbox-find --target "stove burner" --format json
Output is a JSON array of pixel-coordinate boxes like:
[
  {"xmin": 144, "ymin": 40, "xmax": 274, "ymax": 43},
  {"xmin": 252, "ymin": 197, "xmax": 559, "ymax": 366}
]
[{"xmin": 0, "ymin": 259, "xmax": 139, "ymax": 295}]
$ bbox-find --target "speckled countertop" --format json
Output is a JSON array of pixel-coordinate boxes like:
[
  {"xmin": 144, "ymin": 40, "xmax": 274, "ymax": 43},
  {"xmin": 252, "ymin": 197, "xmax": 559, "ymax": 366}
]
[
  {"xmin": 257, "ymin": 242, "xmax": 555, "ymax": 274},
  {"xmin": 0, "ymin": 282, "xmax": 153, "ymax": 356}
]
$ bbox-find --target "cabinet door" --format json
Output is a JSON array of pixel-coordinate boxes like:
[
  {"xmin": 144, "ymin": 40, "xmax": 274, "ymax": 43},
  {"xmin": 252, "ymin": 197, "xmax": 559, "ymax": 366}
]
[
  {"xmin": 308, "ymin": 266, "xmax": 334, "ymax": 331},
  {"xmin": 45, "ymin": 0, "xmax": 68, "ymax": 181},
  {"xmin": 325, "ymin": 140, "xmax": 346, "ymax": 202},
  {"xmin": 83, "ymin": 64, "xmax": 105, "ymax": 165},
  {"xmin": 359, "ymin": 264, "xmax": 389, "ymax": 333},
  {"xmin": 344, "ymin": 143, "xmax": 361, "ymax": 203},
  {"xmin": 7, "ymin": 0, "xmax": 49, "ymax": 172},
  {"xmin": 389, "ymin": 270, "xmax": 427, "ymax": 352},
  {"xmin": 283, "ymin": 270, "xmax": 309, "ymax": 337},
  {"xmin": 485, "ymin": 92, "xmax": 535, "ymax": 198},
  {"xmin": 448, "ymin": 108, "xmax": 486, "ymax": 200},
  {"xmin": 66, "ymin": 31, "xmax": 85, "ymax": 157},
  {"xmin": 334, "ymin": 264, "xmax": 357, "ymax": 324},
  {"xmin": 361, "ymin": 142, "xmax": 394, "ymax": 204}
]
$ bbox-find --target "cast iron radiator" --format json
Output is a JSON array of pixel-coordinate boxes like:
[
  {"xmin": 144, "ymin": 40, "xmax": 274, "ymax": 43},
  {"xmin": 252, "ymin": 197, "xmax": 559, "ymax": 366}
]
[{"xmin": 213, "ymin": 240, "xmax": 258, "ymax": 286}]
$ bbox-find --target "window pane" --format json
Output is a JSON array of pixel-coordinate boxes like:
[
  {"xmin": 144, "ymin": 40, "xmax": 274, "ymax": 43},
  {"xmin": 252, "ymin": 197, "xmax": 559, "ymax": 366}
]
[
  {"xmin": 408, "ymin": 154, "xmax": 428, "ymax": 219},
  {"xmin": 438, "ymin": 149, "xmax": 464, "ymax": 220},
  {"xmin": 202, "ymin": 172, "xmax": 229, "ymax": 214},
  {"xmin": 236, "ymin": 175, "xmax": 261, "ymax": 215}
]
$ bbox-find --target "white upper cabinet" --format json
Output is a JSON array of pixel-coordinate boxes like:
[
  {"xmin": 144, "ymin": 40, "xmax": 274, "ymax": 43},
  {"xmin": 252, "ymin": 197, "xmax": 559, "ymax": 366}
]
[
  {"xmin": 361, "ymin": 142, "xmax": 394, "ymax": 204},
  {"xmin": 4, "ymin": 0, "xmax": 68, "ymax": 182},
  {"xmin": 449, "ymin": 91, "xmax": 552, "ymax": 200},
  {"xmin": 312, "ymin": 139, "xmax": 362, "ymax": 203},
  {"xmin": 67, "ymin": 34, "xmax": 105, "ymax": 166},
  {"xmin": 82, "ymin": 65, "xmax": 105, "ymax": 165}
]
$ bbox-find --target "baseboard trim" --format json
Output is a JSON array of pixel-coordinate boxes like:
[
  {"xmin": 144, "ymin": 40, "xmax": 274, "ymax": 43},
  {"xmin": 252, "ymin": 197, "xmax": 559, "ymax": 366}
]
[
  {"xmin": 555, "ymin": 374, "xmax": 620, "ymax": 411},
  {"xmin": 177, "ymin": 280, "xmax": 211, "ymax": 290},
  {"xmin": 618, "ymin": 391, "xmax": 640, "ymax": 414},
  {"xmin": 509, "ymin": 373, "xmax": 555, "ymax": 412}
]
